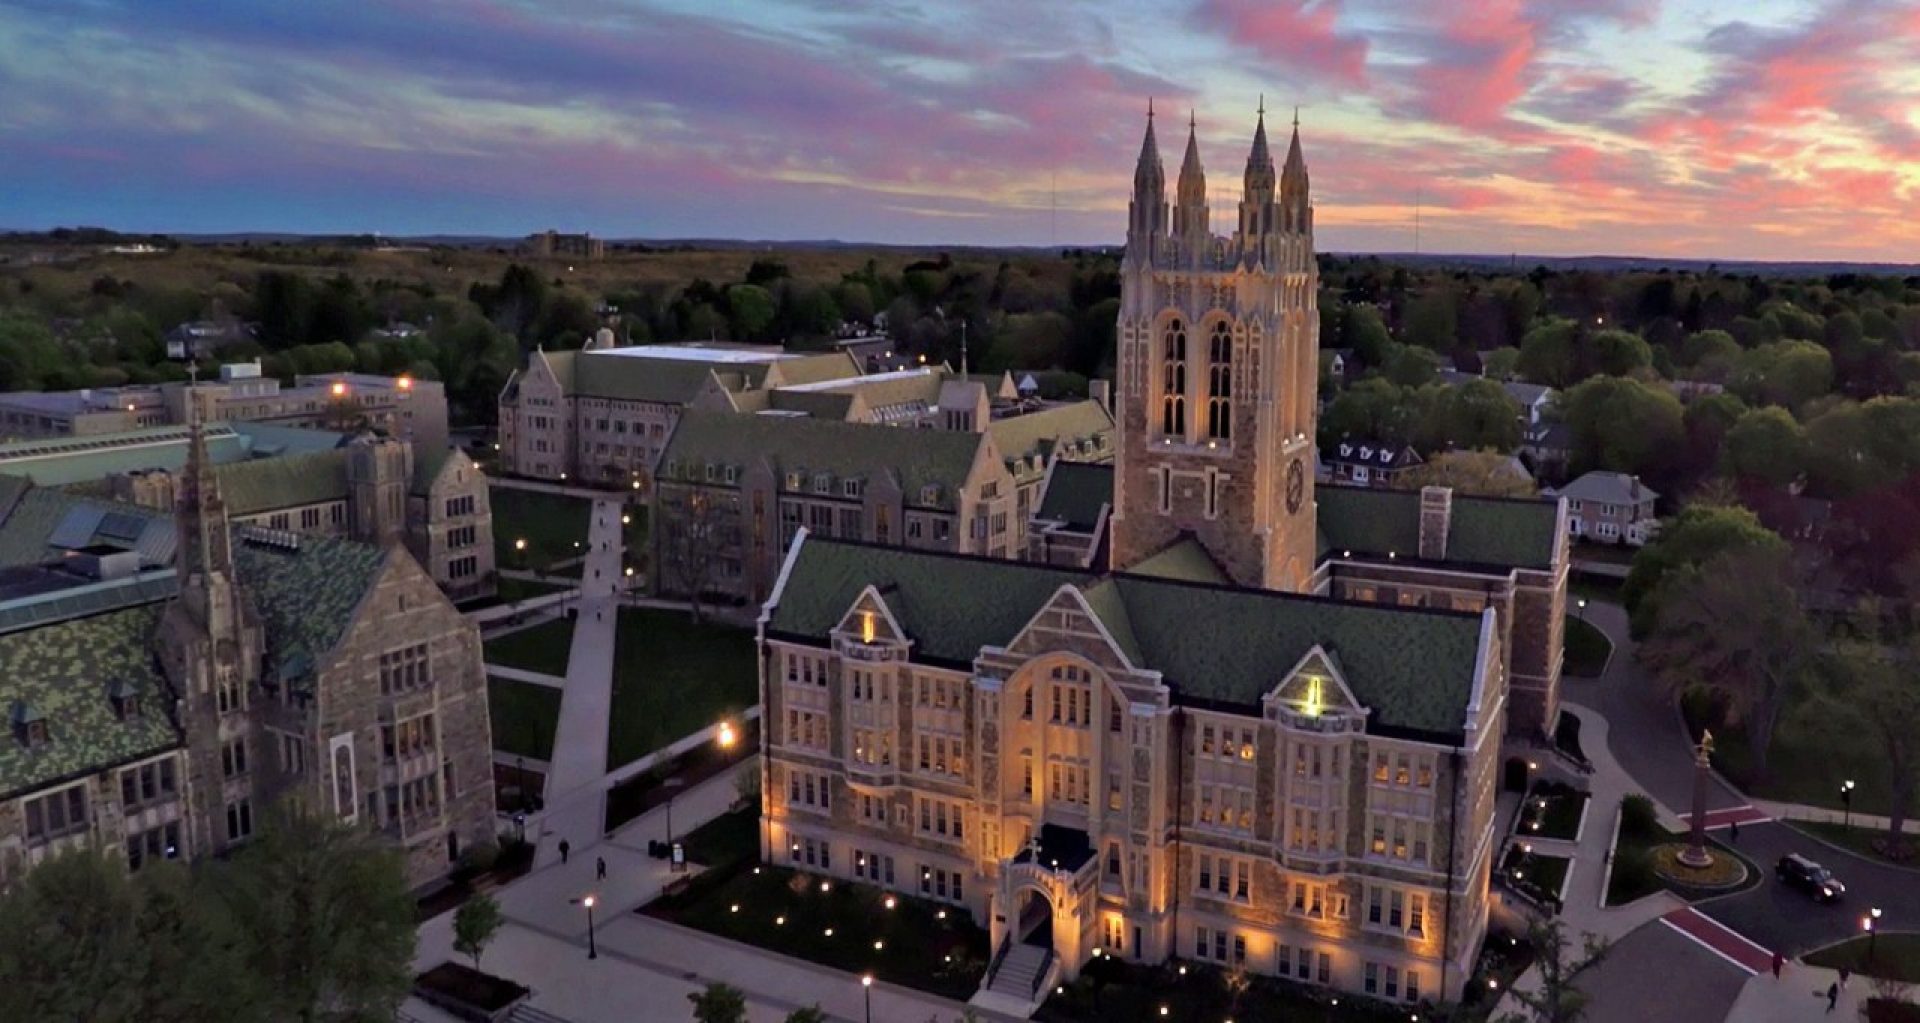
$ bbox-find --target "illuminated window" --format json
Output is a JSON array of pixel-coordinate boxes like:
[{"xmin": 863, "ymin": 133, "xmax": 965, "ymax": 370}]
[
  {"xmin": 1206, "ymin": 321, "xmax": 1232, "ymax": 441},
  {"xmin": 1160, "ymin": 318, "xmax": 1187, "ymax": 436}
]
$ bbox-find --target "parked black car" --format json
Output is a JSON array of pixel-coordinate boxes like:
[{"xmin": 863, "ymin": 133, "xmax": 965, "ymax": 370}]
[{"xmin": 1777, "ymin": 854, "xmax": 1846, "ymax": 902}]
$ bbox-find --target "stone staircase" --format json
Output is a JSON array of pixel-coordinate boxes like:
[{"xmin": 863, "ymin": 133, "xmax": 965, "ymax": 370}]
[{"xmin": 970, "ymin": 942, "xmax": 1057, "ymax": 1019}]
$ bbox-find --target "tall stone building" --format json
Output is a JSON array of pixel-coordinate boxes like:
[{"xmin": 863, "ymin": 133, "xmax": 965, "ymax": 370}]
[
  {"xmin": 0, "ymin": 422, "xmax": 496, "ymax": 890},
  {"xmin": 756, "ymin": 107, "xmax": 1571, "ymax": 1009}
]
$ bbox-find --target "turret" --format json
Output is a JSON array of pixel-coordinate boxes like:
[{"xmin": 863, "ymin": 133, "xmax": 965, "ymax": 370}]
[
  {"xmin": 1237, "ymin": 101, "xmax": 1280, "ymax": 255},
  {"xmin": 1173, "ymin": 112, "xmax": 1209, "ymax": 260},
  {"xmin": 1127, "ymin": 101, "xmax": 1167, "ymax": 260}
]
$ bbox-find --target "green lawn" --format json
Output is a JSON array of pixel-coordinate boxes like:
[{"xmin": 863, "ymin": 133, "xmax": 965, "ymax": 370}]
[
  {"xmin": 680, "ymin": 806, "xmax": 759, "ymax": 874},
  {"xmin": 482, "ymin": 617, "xmax": 576, "ymax": 677},
  {"xmin": 645, "ymin": 864, "xmax": 989, "ymax": 1001},
  {"xmin": 1501, "ymin": 844, "xmax": 1572, "ymax": 905},
  {"xmin": 1788, "ymin": 820, "xmax": 1920, "ymax": 867},
  {"xmin": 1038, "ymin": 958, "xmax": 1418, "ymax": 1023},
  {"xmin": 489, "ymin": 678, "xmax": 561, "ymax": 761},
  {"xmin": 1806, "ymin": 934, "xmax": 1920, "ymax": 985},
  {"xmin": 1563, "ymin": 614, "xmax": 1613, "ymax": 677},
  {"xmin": 494, "ymin": 575, "xmax": 568, "ymax": 604},
  {"xmin": 1607, "ymin": 794, "xmax": 1760, "ymax": 905},
  {"xmin": 1683, "ymin": 690, "xmax": 1898, "ymax": 817},
  {"xmin": 1520, "ymin": 782, "xmax": 1589, "ymax": 841},
  {"xmin": 607, "ymin": 607, "xmax": 758, "ymax": 768},
  {"xmin": 492, "ymin": 486, "xmax": 593, "ymax": 572}
]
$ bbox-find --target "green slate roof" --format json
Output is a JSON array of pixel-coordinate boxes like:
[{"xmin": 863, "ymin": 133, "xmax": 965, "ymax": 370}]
[
  {"xmin": 658, "ymin": 411, "xmax": 989, "ymax": 508},
  {"xmin": 234, "ymin": 533, "xmax": 387, "ymax": 688},
  {"xmin": 1035, "ymin": 462, "xmax": 1114, "ymax": 531},
  {"xmin": 0, "ymin": 486, "xmax": 164, "ymax": 568},
  {"xmin": 1316, "ymin": 485, "xmax": 1561, "ymax": 571},
  {"xmin": 215, "ymin": 450, "xmax": 350, "ymax": 515},
  {"xmin": 1127, "ymin": 537, "xmax": 1230, "ymax": 585},
  {"xmin": 0, "ymin": 602, "xmax": 181, "ymax": 799},
  {"xmin": 767, "ymin": 538, "xmax": 1486, "ymax": 738},
  {"xmin": 574, "ymin": 354, "xmax": 728, "ymax": 404}
]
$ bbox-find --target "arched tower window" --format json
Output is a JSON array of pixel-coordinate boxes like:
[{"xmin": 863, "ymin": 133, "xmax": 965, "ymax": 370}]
[
  {"xmin": 1206, "ymin": 321, "xmax": 1232, "ymax": 442},
  {"xmin": 1160, "ymin": 318, "xmax": 1187, "ymax": 437}
]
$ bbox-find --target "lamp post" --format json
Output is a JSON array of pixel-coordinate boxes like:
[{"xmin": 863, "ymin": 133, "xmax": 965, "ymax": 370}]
[
  {"xmin": 1842, "ymin": 780, "xmax": 1856, "ymax": 831},
  {"xmin": 572, "ymin": 895, "xmax": 598, "ymax": 959},
  {"xmin": 862, "ymin": 974, "xmax": 873, "ymax": 1023},
  {"xmin": 1869, "ymin": 907, "xmax": 1883, "ymax": 960},
  {"xmin": 1576, "ymin": 597, "xmax": 1588, "ymax": 623},
  {"xmin": 663, "ymin": 776, "xmax": 687, "ymax": 870}
]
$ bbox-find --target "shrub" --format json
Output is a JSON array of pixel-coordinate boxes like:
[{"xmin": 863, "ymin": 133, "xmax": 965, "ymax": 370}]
[{"xmin": 1620, "ymin": 794, "xmax": 1659, "ymax": 839}]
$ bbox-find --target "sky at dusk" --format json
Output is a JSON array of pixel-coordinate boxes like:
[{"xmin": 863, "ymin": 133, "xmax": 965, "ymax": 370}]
[{"xmin": 2, "ymin": 0, "xmax": 1918, "ymax": 260}]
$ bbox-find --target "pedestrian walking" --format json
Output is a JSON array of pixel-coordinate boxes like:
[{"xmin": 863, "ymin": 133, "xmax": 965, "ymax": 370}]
[
  {"xmin": 1839, "ymin": 966, "xmax": 1850, "ymax": 989},
  {"xmin": 1771, "ymin": 950, "xmax": 1783, "ymax": 979},
  {"xmin": 559, "ymin": 838, "xmax": 571, "ymax": 864},
  {"xmin": 596, "ymin": 856, "xmax": 607, "ymax": 881},
  {"xmin": 1827, "ymin": 981, "xmax": 1839, "ymax": 1013},
  {"xmin": 1729, "ymin": 819, "xmax": 1739, "ymax": 843}
]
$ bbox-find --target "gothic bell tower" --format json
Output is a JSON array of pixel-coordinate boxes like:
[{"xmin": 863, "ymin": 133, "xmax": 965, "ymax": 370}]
[{"xmin": 1110, "ymin": 103, "xmax": 1320, "ymax": 593}]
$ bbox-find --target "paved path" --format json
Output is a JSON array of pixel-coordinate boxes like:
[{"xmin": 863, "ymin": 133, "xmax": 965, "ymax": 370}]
[
  {"xmin": 414, "ymin": 761, "xmax": 998, "ymax": 1023},
  {"xmin": 1661, "ymin": 905, "xmax": 1775, "ymax": 974},
  {"xmin": 1724, "ymin": 962, "xmax": 1876, "ymax": 1021},
  {"xmin": 486, "ymin": 665, "xmax": 568, "ymax": 689},
  {"xmin": 532, "ymin": 497, "xmax": 629, "ymax": 869}
]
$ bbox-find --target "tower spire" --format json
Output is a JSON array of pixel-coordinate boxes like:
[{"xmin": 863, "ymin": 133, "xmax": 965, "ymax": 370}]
[{"xmin": 177, "ymin": 388, "xmax": 233, "ymax": 581}]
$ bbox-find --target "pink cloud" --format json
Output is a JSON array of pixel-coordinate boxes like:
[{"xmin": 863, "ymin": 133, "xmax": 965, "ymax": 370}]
[{"xmin": 1190, "ymin": 0, "xmax": 1368, "ymax": 86}]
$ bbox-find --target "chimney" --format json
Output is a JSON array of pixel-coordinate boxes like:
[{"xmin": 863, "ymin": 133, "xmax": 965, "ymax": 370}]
[
  {"xmin": 1630, "ymin": 475, "xmax": 1642, "ymax": 500},
  {"xmin": 1090, "ymin": 379, "xmax": 1112, "ymax": 413},
  {"xmin": 1419, "ymin": 486, "xmax": 1453, "ymax": 561}
]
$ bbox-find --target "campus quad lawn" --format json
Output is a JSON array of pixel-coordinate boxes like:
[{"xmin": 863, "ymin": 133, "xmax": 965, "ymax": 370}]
[
  {"xmin": 1806, "ymin": 934, "xmax": 1920, "ymax": 985},
  {"xmin": 493, "ymin": 575, "xmax": 568, "ymax": 604},
  {"xmin": 645, "ymin": 863, "xmax": 988, "ymax": 1001},
  {"xmin": 1562, "ymin": 614, "xmax": 1613, "ymax": 677},
  {"xmin": 488, "ymin": 678, "xmax": 560, "ymax": 761},
  {"xmin": 481, "ymin": 617, "xmax": 575, "ymax": 677},
  {"xmin": 1790, "ymin": 820, "xmax": 1920, "ymax": 867},
  {"xmin": 606, "ymin": 608, "xmax": 757, "ymax": 768},
  {"xmin": 491, "ymin": 486, "xmax": 592, "ymax": 571}
]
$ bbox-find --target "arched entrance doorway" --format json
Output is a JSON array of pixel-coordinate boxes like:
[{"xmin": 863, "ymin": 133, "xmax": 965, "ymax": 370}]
[{"xmin": 1015, "ymin": 886, "xmax": 1054, "ymax": 949}]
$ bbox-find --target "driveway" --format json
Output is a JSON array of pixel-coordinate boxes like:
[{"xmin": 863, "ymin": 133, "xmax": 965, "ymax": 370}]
[
  {"xmin": 1697, "ymin": 821, "xmax": 1920, "ymax": 957},
  {"xmin": 1561, "ymin": 600, "xmax": 1745, "ymax": 816},
  {"xmin": 1577, "ymin": 919, "xmax": 1750, "ymax": 1023}
]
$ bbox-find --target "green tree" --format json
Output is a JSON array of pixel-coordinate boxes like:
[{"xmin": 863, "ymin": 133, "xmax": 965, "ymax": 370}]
[
  {"xmin": 1680, "ymin": 329, "xmax": 1742, "ymax": 379},
  {"xmin": 0, "ymin": 855, "xmax": 256, "ymax": 1023},
  {"xmin": 1560, "ymin": 376, "xmax": 1684, "ymax": 479},
  {"xmin": 1340, "ymin": 303, "xmax": 1392, "ymax": 367},
  {"xmin": 1589, "ymin": 328, "xmax": 1652, "ymax": 377},
  {"xmin": 221, "ymin": 808, "xmax": 416, "ymax": 1023},
  {"xmin": 1383, "ymin": 343, "xmax": 1441, "ymax": 387},
  {"xmin": 1731, "ymin": 339, "xmax": 1832, "ymax": 409},
  {"xmin": 1320, "ymin": 378, "xmax": 1415, "ymax": 448},
  {"xmin": 1814, "ymin": 641, "xmax": 1920, "ymax": 855},
  {"xmin": 453, "ymin": 894, "xmax": 505, "ymax": 970},
  {"xmin": 1517, "ymin": 318, "xmax": 1578, "ymax": 387},
  {"xmin": 1498, "ymin": 918, "xmax": 1609, "ymax": 1023},
  {"xmin": 1723, "ymin": 406, "xmax": 1806, "ymax": 486},
  {"xmin": 1398, "ymin": 449, "xmax": 1536, "ymax": 497},
  {"xmin": 784, "ymin": 1007, "xmax": 829, "ymax": 1023},
  {"xmin": 1483, "ymin": 346, "xmax": 1522, "ymax": 380},
  {"xmin": 1623, "ymin": 504, "xmax": 1785, "ymax": 637},
  {"xmin": 1437, "ymin": 378, "xmax": 1523, "ymax": 452},
  {"xmin": 689, "ymin": 981, "xmax": 749, "ymax": 1023},
  {"xmin": 1640, "ymin": 547, "xmax": 1812, "ymax": 783},
  {"xmin": 1403, "ymin": 289, "xmax": 1458, "ymax": 351},
  {"xmin": 726, "ymin": 285, "xmax": 776, "ymax": 341}
]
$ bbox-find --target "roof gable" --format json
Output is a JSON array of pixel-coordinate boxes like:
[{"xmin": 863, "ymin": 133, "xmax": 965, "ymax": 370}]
[{"xmin": 1267, "ymin": 645, "xmax": 1366, "ymax": 719}]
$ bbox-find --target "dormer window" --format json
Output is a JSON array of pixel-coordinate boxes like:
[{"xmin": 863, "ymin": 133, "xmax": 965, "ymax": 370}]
[
  {"xmin": 843, "ymin": 479, "xmax": 861, "ymax": 498},
  {"xmin": 920, "ymin": 484, "xmax": 940, "ymax": 505},
  {"xmin": 813, "ymin": 473, "xmax": 831, "ymax": 494},
  {"xmin": 11, "ymin": 700, "xmax": 48, "ymax": 748}
]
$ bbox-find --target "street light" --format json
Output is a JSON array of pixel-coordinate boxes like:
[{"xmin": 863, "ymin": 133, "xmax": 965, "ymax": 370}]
[
  {"xmin": 717, "ymin": 720, "xmax": 737, "ymax": 749},
  {"xmin": 1842, "ymin": 780, "xmax": 1856, "ymax": 830},
  {"xmin": 862, "ymin": 974, "xmax": 874, "ymax": 1023},
  {"xmin": 1576, "ymin": 597, "xmax": 1589, "ymax": 623},
  {"xmin": 1869, "ymin": 907, "xmax": 1884, "ymax": 960},
  {"xmin": 573, "ymin": 894, "xmax": 598, "ymax": 959}
]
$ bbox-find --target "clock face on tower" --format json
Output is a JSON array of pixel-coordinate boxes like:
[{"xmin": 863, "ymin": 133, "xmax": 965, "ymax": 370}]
[{"xmin": 1285, "ymin": 458, "xmax": 1305, "ymax": 514}]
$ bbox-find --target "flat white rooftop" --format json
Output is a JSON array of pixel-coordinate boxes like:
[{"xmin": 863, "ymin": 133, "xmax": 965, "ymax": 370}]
[
  {"xmin": 776, "ymin": 367, "xmax": 937, "ymax": 393},
  {"xmin": 587, "ymin": 342, "xmax": 795, "ymax": 365}
]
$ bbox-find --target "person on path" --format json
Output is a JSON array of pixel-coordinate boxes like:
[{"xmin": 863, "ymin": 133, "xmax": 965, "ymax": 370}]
[
  {"xmin": 597, "ymin": 856, "xmax": 607, "ymax": 881},
  {"xmin": 1771, "ymin": 951, "xmax": 1783, "ymax": 979},
  {"xmin": 1839, "ymin": 967, "xmax": 1850, "ymax": 989},
  {"xmin": 1828, "ymin": 981, "xmax": 1839, "ymax": 1013},
  {"xmin": 559, "ymin": 838, "xmax": 571, "ymax": 864},
  {"xmin": 1729, "ymin": 819, "xmax": 1739, "ymax": 843}
]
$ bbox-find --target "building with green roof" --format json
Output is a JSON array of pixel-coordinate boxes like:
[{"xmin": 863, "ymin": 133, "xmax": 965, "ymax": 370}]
[
  {"xmin": 0, "ymin": 427, "xmax": 497, "ymax": 892},
  {"xmin": 750, "ymin": 117, "xmax": 1574, "ymax": 1011}
]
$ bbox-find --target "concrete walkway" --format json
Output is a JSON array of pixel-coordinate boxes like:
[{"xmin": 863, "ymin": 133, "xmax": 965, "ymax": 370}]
[
  {"xmin": 532, "ymin": 496, "xmax": 630, "ymax": 869},
  {"xmin": 415, "ymin": 760, "xmax": 998, "ymax": 1023},
  {"xmin": 1725, "ymin": 962, "xmax": 1876, "ymax": 1021}
]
